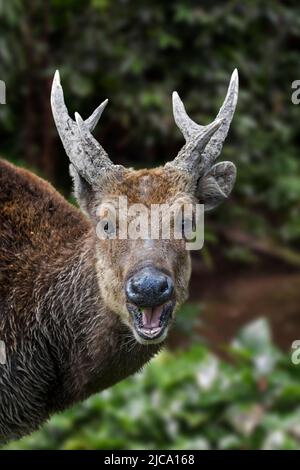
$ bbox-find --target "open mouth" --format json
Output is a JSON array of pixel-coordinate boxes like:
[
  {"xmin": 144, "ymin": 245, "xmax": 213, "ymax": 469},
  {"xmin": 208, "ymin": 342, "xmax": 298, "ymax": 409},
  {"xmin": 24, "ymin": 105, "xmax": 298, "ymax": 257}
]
[{"xmin": 127, "ymin": 301, "xmax": 175, "ymax": 342}]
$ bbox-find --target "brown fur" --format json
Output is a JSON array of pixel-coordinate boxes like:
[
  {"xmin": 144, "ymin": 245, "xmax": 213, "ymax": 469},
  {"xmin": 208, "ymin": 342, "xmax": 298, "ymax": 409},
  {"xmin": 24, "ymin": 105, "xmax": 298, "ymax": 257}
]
[
  {"xmin": 1, "ymin": 69, "xmax": 237, "ymax": 441},
  {"xmin": 0, "ymin": 159, "xmax": 192, "ymax": 441}
]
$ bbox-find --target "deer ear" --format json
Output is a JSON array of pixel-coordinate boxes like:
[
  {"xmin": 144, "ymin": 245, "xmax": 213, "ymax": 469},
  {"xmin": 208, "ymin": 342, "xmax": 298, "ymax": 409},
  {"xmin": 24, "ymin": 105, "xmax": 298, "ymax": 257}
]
[
  {"xmin": 196, "ymin": 161, "xmax": 236, "ymax": 211},
  {"xmin": 69, "ymin": 164, "xmax": 92, "ymax": 213}
]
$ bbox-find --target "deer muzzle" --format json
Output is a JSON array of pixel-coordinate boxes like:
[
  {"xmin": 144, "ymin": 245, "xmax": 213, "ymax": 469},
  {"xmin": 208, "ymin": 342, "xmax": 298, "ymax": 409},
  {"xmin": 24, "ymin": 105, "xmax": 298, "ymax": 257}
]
[{"xmin": 126, "ymin": 267, "xmax": 175, "ymax": 342}]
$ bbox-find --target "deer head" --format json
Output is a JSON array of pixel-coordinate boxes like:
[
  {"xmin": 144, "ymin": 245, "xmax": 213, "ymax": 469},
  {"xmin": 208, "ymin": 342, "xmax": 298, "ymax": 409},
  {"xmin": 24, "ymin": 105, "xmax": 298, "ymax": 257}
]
[{"xmin": 51, "ymin": 70, "xmax": 238, "ymax": 345}]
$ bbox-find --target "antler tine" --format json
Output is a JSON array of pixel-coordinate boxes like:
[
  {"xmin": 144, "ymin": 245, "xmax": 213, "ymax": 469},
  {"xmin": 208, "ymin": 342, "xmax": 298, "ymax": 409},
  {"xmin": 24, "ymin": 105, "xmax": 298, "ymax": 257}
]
[
  {"xmin": 168, "ymin": 69, "xmax": 239, "ymax": 176},
  {"xmin": 51, "ymin": 70, "xmax": 118, "ymax": 186}
]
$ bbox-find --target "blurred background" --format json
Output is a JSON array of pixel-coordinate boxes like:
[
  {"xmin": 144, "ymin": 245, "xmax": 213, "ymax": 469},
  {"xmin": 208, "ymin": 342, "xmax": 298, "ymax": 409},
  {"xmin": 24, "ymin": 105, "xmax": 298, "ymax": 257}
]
[{"xmin": 1, "ymin": 0, "xmax": 300, "ymax": 450}]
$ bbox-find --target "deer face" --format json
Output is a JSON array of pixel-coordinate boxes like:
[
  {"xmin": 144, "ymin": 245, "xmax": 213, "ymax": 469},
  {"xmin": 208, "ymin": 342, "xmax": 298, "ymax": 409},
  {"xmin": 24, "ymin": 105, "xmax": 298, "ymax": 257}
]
[
  {"xmin": 90, "ymin": 168, "xmax": 194, "ymax": 344},
  {"xmin": 51, "ymin": 70, "xmax": 238, "ymax": 344}
]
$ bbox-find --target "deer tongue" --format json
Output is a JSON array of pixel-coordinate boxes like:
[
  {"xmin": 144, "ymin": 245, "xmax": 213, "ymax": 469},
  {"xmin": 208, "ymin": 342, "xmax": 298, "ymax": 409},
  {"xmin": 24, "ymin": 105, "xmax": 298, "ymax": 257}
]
[{"xmin": 142, "ymin": 305, "xmax": 164, "ymax": 329}]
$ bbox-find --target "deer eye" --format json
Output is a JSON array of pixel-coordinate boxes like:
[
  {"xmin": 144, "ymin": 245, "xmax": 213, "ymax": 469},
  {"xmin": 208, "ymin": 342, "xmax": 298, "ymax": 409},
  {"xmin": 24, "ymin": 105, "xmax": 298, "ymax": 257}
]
[
  {"xmin": 180, "ymin": 216, "xmax": 196, "ymax": 239},
  {"xmin": 101, "ymin": 219, "xmax": 116, "ymax": 238},
  {"xmin": 182, "ymin": 218, "xmax": 191, "ymax": 236}
]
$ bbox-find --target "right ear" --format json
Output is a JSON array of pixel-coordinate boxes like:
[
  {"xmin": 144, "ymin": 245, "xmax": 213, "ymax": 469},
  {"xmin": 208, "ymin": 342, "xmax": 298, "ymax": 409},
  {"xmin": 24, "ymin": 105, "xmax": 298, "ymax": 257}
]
[{"xmin": 69, "ymin": 164, "xmax": 92, "ymax": 214}]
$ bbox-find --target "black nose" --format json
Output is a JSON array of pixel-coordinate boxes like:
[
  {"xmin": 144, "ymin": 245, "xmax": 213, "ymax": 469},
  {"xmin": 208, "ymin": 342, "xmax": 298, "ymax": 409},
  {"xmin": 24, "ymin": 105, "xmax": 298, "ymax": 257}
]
[{"xmin": 126, "ymin": 267, "xmax": 174, "ymax": 307}]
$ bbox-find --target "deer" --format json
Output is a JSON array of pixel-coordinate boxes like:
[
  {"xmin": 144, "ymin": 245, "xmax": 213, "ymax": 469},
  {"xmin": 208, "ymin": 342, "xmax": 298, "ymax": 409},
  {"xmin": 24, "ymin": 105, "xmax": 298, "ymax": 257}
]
[{"xmin": 0, "ymin": 69, "xmax": 238, "ymax": 442}]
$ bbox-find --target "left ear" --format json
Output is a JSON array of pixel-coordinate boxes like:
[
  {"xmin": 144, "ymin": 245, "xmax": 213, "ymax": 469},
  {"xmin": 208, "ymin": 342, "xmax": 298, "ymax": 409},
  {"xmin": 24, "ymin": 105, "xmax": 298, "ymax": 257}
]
[{"xmin": 196, "ymin": 161, "xmax": 236, "ymax": 211}]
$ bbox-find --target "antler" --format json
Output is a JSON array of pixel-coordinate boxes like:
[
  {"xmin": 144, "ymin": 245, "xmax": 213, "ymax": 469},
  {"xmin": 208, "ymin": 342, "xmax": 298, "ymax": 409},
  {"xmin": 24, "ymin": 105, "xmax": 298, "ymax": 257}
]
[
  {"xmin": 51, "ymin": 70, "xmax": 123, "ymax": 186},
  {"xmin": 166, "ymin": 69, "xmax": 239, "ymax": 177}
]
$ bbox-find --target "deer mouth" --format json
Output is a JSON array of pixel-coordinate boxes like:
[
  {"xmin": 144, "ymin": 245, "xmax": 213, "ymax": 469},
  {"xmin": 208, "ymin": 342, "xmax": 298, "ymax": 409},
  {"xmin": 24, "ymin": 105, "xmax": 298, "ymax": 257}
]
[{"xmin": 127, "ymin": 301, "xmax": 174, "ymax": 342}]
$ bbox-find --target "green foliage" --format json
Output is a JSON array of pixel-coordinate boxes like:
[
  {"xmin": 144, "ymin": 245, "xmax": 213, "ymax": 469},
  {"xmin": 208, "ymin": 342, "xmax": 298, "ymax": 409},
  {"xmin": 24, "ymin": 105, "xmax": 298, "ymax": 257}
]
[{"xmin": 5, "ymin": 319, "xmax": 300, "ymax": 450}]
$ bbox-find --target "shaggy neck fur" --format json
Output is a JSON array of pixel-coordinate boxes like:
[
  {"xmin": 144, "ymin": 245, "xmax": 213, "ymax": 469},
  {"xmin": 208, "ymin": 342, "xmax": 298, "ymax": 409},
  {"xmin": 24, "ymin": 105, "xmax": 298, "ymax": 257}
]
[{"xmin": 40, "ymin": 232, "xmax": 160, "ymax": 404}]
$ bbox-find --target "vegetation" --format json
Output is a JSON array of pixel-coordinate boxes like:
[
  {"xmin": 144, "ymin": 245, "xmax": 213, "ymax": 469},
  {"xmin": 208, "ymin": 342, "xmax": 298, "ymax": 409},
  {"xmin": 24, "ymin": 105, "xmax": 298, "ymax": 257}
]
[
  {"xmin": 1, "ymin": 1, "xmax": 300, "ymax": 450},
  {"xmin": 5, "ymin": 319, "xmax": 300, "ymax": 450}
]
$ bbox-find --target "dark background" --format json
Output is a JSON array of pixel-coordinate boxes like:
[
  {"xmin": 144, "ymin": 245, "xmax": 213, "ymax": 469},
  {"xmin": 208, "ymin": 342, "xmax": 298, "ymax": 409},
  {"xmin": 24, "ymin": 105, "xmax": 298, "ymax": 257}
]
[{"xmin": 1, "ymin": 0, "xmax": 300, "ymax": 450}]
